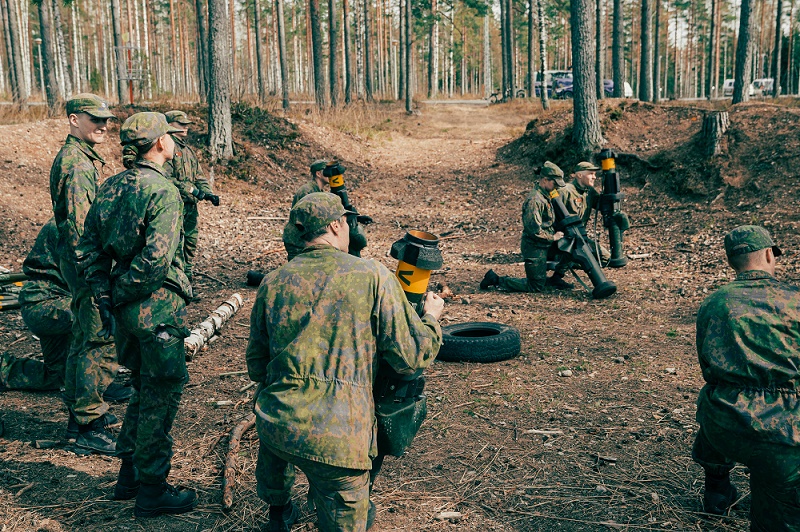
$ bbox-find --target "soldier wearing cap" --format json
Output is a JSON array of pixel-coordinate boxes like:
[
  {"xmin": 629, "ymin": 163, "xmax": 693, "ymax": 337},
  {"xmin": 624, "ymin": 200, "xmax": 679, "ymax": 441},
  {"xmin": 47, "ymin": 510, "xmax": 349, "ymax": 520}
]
[
  {"xmin": 248, "ymin": 192, "xmax": 444, "ymax": 531},
  {"xmin": 164, "ymin": 110, "xmax": 219, "ymax": 288},
  {"xmin": 282, "ymin": 159, "xmax": 331, "ymax": 261},
  {"xmin": 49, "ymin": 93, "xmax": 124, "ymax": 453},
  {"xmin": 77, "ymin": 112, "xmax": 197, "ymax": 518},
  {"xmin": 693, "ymin": 225, "xmax": 800, "ymax": 529},
  {"xmin": 480, "ymin": 161, "xmax": 573, "ymax": 292}
]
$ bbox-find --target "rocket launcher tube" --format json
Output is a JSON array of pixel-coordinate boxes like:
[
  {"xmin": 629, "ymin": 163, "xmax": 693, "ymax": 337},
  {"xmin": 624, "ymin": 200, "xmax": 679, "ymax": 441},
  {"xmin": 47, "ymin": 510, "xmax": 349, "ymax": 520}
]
[
  {"xmin": 390, "ymin": 230, "xmax": 443, "ymax": 315},
  {"xmin": 550, "ymin": 190, "xmax": 617, "ymax": 300},
  {"xmin": 597, "ymin": 149, "xmax": 628, "ymax": 268}
]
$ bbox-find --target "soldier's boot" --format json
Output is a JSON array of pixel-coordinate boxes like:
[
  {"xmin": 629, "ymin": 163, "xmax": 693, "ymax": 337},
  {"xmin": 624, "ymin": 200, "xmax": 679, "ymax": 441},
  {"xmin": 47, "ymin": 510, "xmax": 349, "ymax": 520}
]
[
  {"xmin": 65, "ymin": 411, "xmax": 117, "ymax": 441},
  {"xmin": 702, "ymin": 472, "xmax": 738, "ymax": 515},
  {"xmin": 545, "ymin": 272, "xmax": 574, "ymax": 290},
  {"xmin": 367, "ymin": 500, "xmax": 377, "ymax": 530},
  {"xmin": 265, "ymin": 501, "xmax": 299, "ymax": 532},
  {"xmin": 134, "ymin": 482, "xmax": 197, "ymax": 518},
  {"xmin": 113, "ymin": 459, "xmax": 141, "ymax": 500},
  {"xmin": 103, "ymin": 381, "xmax": 133, "ymax": 403},
  {"xmin": 74, "ymin": 416, "xmax": 117, "ymax": 455},
  {"xmin": 479, "ymin": 269, "xmax": 500, "ymax": 290}
]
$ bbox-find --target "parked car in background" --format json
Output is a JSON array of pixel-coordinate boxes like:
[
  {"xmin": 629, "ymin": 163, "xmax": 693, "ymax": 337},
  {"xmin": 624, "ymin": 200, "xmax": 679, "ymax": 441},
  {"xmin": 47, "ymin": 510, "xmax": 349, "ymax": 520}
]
[
  {"xmin": 533, "ymin": 70, "xmax": 572, "ymax": 97},
  {"xmin": 722, "ymin": 78, "xmax": 757, "ymax": 97},
  {"xmin": 752, "ymin": 78, "xmax": 774, "ymax": 96},
  {"xmin": 552, "ymin": 77, "xmax": 633, "ymax": 99}
]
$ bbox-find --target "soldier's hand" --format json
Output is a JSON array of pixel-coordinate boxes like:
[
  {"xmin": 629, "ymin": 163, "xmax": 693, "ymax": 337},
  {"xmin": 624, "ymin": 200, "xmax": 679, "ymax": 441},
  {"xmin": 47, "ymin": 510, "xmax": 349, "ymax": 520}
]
[
  {"xmin": 356, "ymin": 214, "xmax": 373, "ymax": 225},
  {"xmin": 96, "ymin": 294, "xmax": 116, "ymax": 340},
  {"xmin": 422, "ymin": 291, "xmax": 445, "ymax": 321},
  {"xmin": 205, "ymin": 194, "xmax": 220, "ymax": 206},
  {"xmin": 553, "ymin": 231, "xmax": 564, "ymax": 241}
]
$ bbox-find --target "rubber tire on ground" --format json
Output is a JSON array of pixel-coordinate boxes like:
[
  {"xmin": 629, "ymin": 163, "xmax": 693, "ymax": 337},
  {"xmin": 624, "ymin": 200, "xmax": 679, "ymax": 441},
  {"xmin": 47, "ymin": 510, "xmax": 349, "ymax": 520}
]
[{"xmin": 437, "ymin": 322, "xmax": 521, "ymax": 363}]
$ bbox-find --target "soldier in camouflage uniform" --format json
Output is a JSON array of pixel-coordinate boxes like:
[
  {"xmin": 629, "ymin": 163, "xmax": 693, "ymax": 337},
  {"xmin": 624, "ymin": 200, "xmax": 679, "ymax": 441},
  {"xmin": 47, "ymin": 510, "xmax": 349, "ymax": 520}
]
[
  {"xmin": 248, "ymin": 192, "xmax": 444, "ymax": 531},
  {"xmin": 164, "ymin": 110, "xmax": 219, "ymax": 285},
  {"xmin": 0, "ymin": 219, "xmax": 73, "ymax": 391},
  {"xmin": 77, "ymin": 112, "xmax": 197, "ymax": 518},
  {"xmin": 693, "ymin": 225, "xmax": 800, "ymax": 530},
  {"xmin": 49, "ymin": 93, "xmax": 120, "ymax": 453},
  {"xmin": 282, "ymin": 159, "xmax": 331, "ymax": 261},
  {"xmin": 480, "ymin": 161, "xmax": 573, "ymax": 292},
  {"xmin": 558, "ymin": 161, "xmax": 610, "ymax": 264}
]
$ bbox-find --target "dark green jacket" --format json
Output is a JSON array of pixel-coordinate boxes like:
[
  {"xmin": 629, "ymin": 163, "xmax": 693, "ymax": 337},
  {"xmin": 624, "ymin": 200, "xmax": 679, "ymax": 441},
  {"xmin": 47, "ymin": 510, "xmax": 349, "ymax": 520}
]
[
  {"xmin": 19, "ymin": 218, "xmax": 71, "ymax": 306},
  {"xmin": 521, "ymin": 184, "xmax": 557, "ymax": 252},
  {"xmin": 164, "ymin": 136, "xmax": 212, "ymax": 205}
]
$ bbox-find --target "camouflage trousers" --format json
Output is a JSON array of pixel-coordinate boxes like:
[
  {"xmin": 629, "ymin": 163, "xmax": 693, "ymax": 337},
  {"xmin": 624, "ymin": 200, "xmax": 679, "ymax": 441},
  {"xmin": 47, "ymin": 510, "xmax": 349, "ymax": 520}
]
[
  {"xmin": 115, "ymin": 287, "xmax": 189, "ymax": 485},
  {"xmin": 256, "ymin": 434, "xmax": 370, "ymax": 532},
  {"xmin": 183, "ymin": 203, "xmax": 199, "ymax": 281},
  {"xmin": 693, "ymin": 422, "xmax": 800, "ymax": 531},
  {"xmin": 554, "ymin": 236, "xmax": 610, "ymax": 276},
  {"xmin": 498, "ymin": 246, "xmax": 549, "ymax": 293},
  {"xmin": 0, "ymin": 296, "xmax": 75, "ymax": 391},
  {"xmin": 61, "ymin": 257, "xmax": 117, "ymax": 424}
]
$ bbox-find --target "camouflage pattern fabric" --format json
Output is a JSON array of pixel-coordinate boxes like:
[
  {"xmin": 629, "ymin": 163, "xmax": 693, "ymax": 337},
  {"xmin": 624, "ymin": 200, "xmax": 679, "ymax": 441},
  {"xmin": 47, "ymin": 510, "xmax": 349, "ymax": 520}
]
[
  {"xmin": 0, "ymin": 350, "xmax": 63, "ymax": 391},
  {"xmin": 560, "ymin": 178, "xmax": 600, "ymax": 227},
  {"xmin": 497, "ymin": 250, "xmax": 549, "ymax": 293},
  {"xmin": 114, "ymin": 286, "xmax": 190, "ymax": 485},
  {"xmin": 164, "ymin": 136, "xmax": 211, "ymax": 281},
  {"xmin": 247, "ymin": 243, "xmax": 442, "ymax": 471},
  {"xmin": 283, "ymin": 180, "xmax": 323, "ymax": 261},
  {"xmin": 694, "ymin": 269, "xmax": 800, "ymax": 530},
  {"xmin": 77, "ymin": 159, "xmax": 191, "ymax": 305},
  {"xmin": 257, "ymin": 440, "xmax": 370, "ymax": 531},
  {"xmin": 49, "ymin": 135, "xmax": 116, "ymax": 424}
]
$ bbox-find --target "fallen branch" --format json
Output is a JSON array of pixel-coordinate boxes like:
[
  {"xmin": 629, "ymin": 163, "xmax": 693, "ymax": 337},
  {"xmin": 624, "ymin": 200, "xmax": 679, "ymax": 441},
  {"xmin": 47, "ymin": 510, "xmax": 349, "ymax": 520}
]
[
  {"xmin": 524, "ymin": 429, "xmax": 564, "ymax": 436},
  {"xmin": 222, "ymin": 413, "xmax": 256, "ymax": 511},
  {"xmin": 184, "ymin": 294, "xmax": 244, "ymax": 360},
  {"xmin": 629, "ymin": 221, "xmax": 660, "ymax": 229},
  {"xmin": 195, "ymin": 271, "xmax": 228, "ymax": 285}
]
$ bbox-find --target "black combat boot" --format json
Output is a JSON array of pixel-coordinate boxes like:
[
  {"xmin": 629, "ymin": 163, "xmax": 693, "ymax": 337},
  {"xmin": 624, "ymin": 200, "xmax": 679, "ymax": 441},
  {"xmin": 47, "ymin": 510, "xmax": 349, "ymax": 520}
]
[
  {"xmin": 367, "ymin": 500, "xmax": 377, "ymax": 530},
  {"xmin": 134, "ymin": 481, "xmax": 197, "ymax": 518},
  {"xmin": 545, "ymin": 272, "xmax": 574, "ymax": 290},
  {"xmin": 264, "ymin": 501, "xmax": 299, "ymax": 531},
  {"xmin": 103, "ymin": 381, "xmax": 133, "ymax": 403},
  {"xmin": 66, "ymin": 411, "xmax": 116, "ymax": 441},
  {"xmin": 480, "ymin": 269, "xmax": 500, "ymax": 290},
  {"xmin": 113, "ymin": 459, "xmax": 140, "ymax": 500},
  {"xmin": 702, "ymin": 472, "xmax": 738, "ymax": 515},
  {"xmin": 75, "ymin": 416, "xmax": 117, "ymax": 455}
]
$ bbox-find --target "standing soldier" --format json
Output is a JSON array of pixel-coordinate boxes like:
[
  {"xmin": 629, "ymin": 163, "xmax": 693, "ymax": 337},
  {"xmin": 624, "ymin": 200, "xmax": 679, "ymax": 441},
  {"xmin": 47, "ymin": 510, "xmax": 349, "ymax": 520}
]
[
  {"xmin": 77, "ymin": 112, "xmax": 196, "ymax": 517},
  {"xmin": 479, "ymin": 161, "xmax": 572, "ymax": 292},
  {"xmin": 164, "ymin": 110, "xmax": 219, "ymax": 287},
  {"xmin": 49, "ymin": 93, "xmax": 123, "ymax": 453},
  {"xmin": 283, "ymin": 159, "xmax": 330, "ymax": 261}
]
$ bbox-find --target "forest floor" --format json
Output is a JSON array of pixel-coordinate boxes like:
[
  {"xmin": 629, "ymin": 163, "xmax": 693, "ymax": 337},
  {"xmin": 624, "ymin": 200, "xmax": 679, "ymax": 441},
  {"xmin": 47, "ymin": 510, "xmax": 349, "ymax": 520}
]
[{"xmin": 2, "ymin": 96, "xmax": 800, "ymax": 532}]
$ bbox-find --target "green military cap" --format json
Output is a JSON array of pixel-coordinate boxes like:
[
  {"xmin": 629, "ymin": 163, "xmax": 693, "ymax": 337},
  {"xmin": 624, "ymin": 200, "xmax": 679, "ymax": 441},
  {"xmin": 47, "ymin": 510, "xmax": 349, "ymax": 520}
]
[
  {"xmin": 574, "ymin": 161, "xmax": 600, "ymax": 173},
  {"xmin": 119, "ymin": 112, "xmax": 183, "ymax": 146},
  {"xmin": 724, "ymin": 225, "xmax": 782, "ymax": 258},
  {"xmin": 66, "ymin": 93, "xmax": 115, "ymax": 118},
  {"xmin": 540, "ymin": 161, "xmax": 566, "ymax": 187},
  {"xmin": 310, "ymin": 159, "xmax": 328, "ymax": 173},
  {"xmin": 290, "ymin": 192, "xmax": 355, "ymax": 239},
  {"xmin": 165, "ymin": 110, "xmax": 192, "ymax": 125}
]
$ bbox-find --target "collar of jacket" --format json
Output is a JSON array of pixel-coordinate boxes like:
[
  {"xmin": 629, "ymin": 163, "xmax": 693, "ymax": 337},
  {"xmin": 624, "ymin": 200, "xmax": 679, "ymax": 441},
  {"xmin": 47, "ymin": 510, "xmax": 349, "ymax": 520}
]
[
  {"xmin": 572, "ymin": 178, "xmax": 589, "ymax": 192},
  {"xmin": 172, "ymin": 134, "xmax": 187, "ymax": 147},
  {"xmin": 66, "ymin": 134, "xmax": 106, "ymax": 166},
  {"xmin": 135, "ymin": 159, "xmax": 168, "ymax": 177},
  {"xmin": 298, "ymin": 242, "xmax": 341, "ymax": 255},
  {"xmin": 736, "ymin": 270, "xmax": 775, "ymax": 281}
]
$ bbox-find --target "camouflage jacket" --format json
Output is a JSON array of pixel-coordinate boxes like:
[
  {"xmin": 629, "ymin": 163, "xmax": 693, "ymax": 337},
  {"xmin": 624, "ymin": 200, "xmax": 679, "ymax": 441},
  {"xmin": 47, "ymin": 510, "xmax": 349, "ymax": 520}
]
[
  {"xmin": 559, "ymin": 178, "xmax": 600, "ymax": 226},
  {"xmin": 164, "ymin": 136, "xmax": 212, "ymax": 205},
  {"xmin": 696, "ymin": 270, "xmax": 800, "ymax": 446},
  {"xmin": 291, "ymin": 179, "xmax": 323, "ymax": 207},
  {"xmin": 77, "ymin": 160, "xmax": 191, "ymax": 306},
  {"xmin": 521, "ymin": 184, "xmax": 557, "ymax": 251},
  {"xmin": 246, "ymin": 243, "xmax": 442, "ymax": 470},
  {"xmin": 19, "ymin": 218, "xmax": 71, "ymax": 306},
  {"xmin": 49, "ymin": 135, "xmax": 106, "ymax": 260}
]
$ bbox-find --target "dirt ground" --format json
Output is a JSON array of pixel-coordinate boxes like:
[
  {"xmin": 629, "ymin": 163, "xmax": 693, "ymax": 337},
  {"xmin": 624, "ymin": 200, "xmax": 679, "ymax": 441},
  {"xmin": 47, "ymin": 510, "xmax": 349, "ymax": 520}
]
[{"xmin": 1, "ymin": 97, "xmax": 799, "ymax": 531}]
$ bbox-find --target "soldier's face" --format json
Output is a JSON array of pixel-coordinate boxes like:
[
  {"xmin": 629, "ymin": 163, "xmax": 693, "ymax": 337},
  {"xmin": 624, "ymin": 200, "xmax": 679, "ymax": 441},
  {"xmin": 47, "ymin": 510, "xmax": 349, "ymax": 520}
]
[
  {"xmin": 577, "ymin": 171, "xmax": 596, "ymax": 188},
  {"xmin": 172, "ymin": 124, "xmax": 189, "ymax": 137},
  {"xmin": 161, "ymin": 133, "xmax": 176, "ymax": 160},
  {"xmin": 540, "ymin": 177, "xmax": 556, "ymax": 191},
  {"xmin": 70, "ymin": 113, "xmax": 109, "ymax": 145}
]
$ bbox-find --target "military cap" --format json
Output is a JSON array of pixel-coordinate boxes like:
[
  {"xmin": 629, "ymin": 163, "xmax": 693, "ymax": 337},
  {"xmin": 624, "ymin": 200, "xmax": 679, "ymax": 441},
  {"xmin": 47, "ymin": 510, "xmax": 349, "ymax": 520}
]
[
  {"xmin": 310, "ymin": 159, "xmax": 328, "ymax": 173},
  {"xmin": 165, "ymin": 110, "xmax": 192, "ymax": 125},
  {"xmin": 66, "ymin": 93, "xmax": 115, "ymax": 118},
  {"xmin": 290, "ymin": 192, "xmax": 355, "ymax": 239},
  {"xmin": 724, "ymin": 225, "xmax": 782, "ymax": 258},
  {"xmin": 540, "ymin": 161, "xmax": 566, "ymax": 187},
  {"xmin": 120, "ymin": 112, "xmax": 183, "ymax": 146},
  {"xmin": 574, "ymin": 161, "xmax": 600, "ymax": 173}
]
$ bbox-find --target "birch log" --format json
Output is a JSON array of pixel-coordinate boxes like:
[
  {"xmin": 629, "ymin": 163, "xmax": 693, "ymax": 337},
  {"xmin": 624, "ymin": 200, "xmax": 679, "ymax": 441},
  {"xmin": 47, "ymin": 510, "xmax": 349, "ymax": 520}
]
[
  {"xmin": 222, "ymin": 413, "xmax": 255, "ymax": 511},
  {"xmin": 184, "ymin": 293, "xmax": 244, "ymax": 360}
]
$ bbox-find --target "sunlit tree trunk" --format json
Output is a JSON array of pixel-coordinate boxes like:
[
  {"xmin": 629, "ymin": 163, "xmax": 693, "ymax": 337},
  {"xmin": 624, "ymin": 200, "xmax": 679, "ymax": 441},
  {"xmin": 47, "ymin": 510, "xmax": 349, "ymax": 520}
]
[
  {"xmin": 254, "ymin": 0, "xmax": 266, "ymax": 102},
  {"xmin": 276, "ymin": 0, "xmax": 290, "ymax": 109},
  {"xmin": 428, "ymin": 0, "xmax": 438, "ymax": 98},
  {"xmin": 773, "ymin": 0, "xmax": 783, "ymax": 96},
  {"xmin": 733, "ymin": 0, "xmax": 757, "ymax": 103},
  {"xmin": 483, "ymin": 5, "xmax": 490, "ymax": 98},
  {"xmin": 309, "ymin": 0, "xmax": 326, "ymax": 107},
  {"xmin": 536, "ymin": 0, "xmax": 549, "ymax": 110},
  {"xmin": 37, "ymin": 0, "xmax": 59, "ymax": 113},
  {"xmin": 364, "ymin": 0, "xmax": 374, "ymax": 101},
  {"xmin": 404, "ymin": 0, "xmax": 411, "ymax": 112},
  {"xmin": 571, "ymin": 0, "xmax": 603, "ymax": 152},
  {"xmin": 596, "ymin": 0, "xmax": 605, "ymax": 99},
  {"xmin": 612, "ymin": 0, "xmax": 624, "ymax": 97},
  {"xmin": 208, "ymin": 0, "xmax": 233, "ymax": 160},
  {"xmin": 329, "ymin": 0, "xmax": 339, "ymax": 106},
  {"xmin": 343, "ymin": 0, "xmax": 353, "ymax": 103},
  {"xmin": 109, "ymin": 0, "xmax": 129, "ymax": 104},
  {"xmin": 639, "ymin": 0, "xmax": 653, "ymax": 101},
  {"xmin": 195, "ymin": 0, "xmax": 209, "ymax": 99}
]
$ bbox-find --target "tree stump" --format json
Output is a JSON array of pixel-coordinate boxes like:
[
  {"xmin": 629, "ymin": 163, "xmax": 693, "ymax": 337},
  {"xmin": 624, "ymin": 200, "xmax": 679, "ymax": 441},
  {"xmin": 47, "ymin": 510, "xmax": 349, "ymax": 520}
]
[{"xmin": 702, "ymin": 111, "xmax": 730, "ymax": 157}]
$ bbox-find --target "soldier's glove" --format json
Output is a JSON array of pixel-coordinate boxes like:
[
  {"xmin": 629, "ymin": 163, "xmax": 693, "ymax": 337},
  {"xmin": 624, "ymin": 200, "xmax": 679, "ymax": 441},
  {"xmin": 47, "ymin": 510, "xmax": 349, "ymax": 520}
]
[
  {"xmin": 96, "ymin": 294, "xmax": 115, "ymax": 340},
  {"xmin": 204, "ymin": 194, "xmax": 220, "ymax": 206},
  {"xmin": 191, "ymin": 188, "xmax": 206, "ymax": 201},
  {"xmin": 356, "ymin": 214, "xmax": 373, "ymax": 225}
]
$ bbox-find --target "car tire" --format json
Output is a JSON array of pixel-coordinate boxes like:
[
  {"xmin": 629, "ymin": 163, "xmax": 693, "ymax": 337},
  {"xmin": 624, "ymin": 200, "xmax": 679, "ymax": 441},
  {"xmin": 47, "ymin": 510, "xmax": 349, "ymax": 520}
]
[
  {"xmin": 437, "ymin": 322, "xmax": 521, "ymax": 363},
  {"xmin": 563, "ymin": 91, "xmax": 574, "ymax": 99}
]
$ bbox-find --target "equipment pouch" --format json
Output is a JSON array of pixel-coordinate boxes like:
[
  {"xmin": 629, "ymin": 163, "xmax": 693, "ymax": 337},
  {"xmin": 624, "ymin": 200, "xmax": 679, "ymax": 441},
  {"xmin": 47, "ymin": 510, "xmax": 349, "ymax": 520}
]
[{"xmin": 375, "ymin": 393, "xmax": 427, "ymax": 457}]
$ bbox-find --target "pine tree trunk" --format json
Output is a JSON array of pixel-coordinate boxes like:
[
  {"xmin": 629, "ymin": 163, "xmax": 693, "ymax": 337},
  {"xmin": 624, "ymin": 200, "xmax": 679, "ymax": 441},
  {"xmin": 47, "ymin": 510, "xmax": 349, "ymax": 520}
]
[
  {"xmin": 536, "ymin": 0, "xmax": 549, "ymax": 110},
  {"xmin": 398, "ymin": 0, "xmax": 405, "ymax": 100},
  {"xmin": 208, "ymin": 0, "xmax": 233, "ymax": 160},
  {"xmin": 329, "ymin": 0, "xmax": 339, "ymax": 107},
  {"xmin": 275, "ymin": 0, "xmax": 290, "ymax": 109},
  {"xmin": 773, "ymin": 0, "xmax": 783, "ymax": 96},
  {"xmin": 428, "ymin": 0, "xmax": 437, "ymax": 98},
  {"xmin": 195, "ymin": 0, "xmax": 209, "ymax": 99},
  {"xmin": 309, "ymin": 0, "xmax": 326, "ymax": 107},
  {"xmin": 571, "ymin": 0, "xmax": 603, "ymax": 152},
  {"xmin": 4, "ymin": 0, "xmax": 28, "ymax": 108},
  {"xmin": 483, "ymin": 6, "xmax": 490, "ymax": 98},
  {"xmin": 654, "ymin": 0, "xmax": 661, "ymax": 101},
  {"xmin": 500, "ymin": 0, "xmax": 507, "ymax": 98},
  {"xmin": 404, "ymin": 0, "xmax": 411, "ymax": 112},
  {"xmin": 638, "ymin": 0, "xmax": 653, "ymax": 101},
  {"xmin": 706, "ymin": 0, "xmax": 717, "ymax": 99},
  {"xmin": 527, "ymin": 0, "xmax": 533, "ymax": 98},
  {"xmin": 253, "ymin": 0, "xmax": 266, "ymax": 102},
  {"xmin": 343, "ymin": 0, "xmax": 353, "ymax": 103},
  {"xmin": 364, "ymin": 0, "xmax": 373, "ymax": 101},
  {"xmin": 596, "ymin": 0, "xmax": 605, "ymax": 99},
  {"xmin": 733, "ymin": 0, "xmax": 756, "ymax": 103},
  {"xmin": 110, "ymin": 0, "xmax": 129, "ymax": 104},
  {"xmin": 37, "ymin": 0, "xmax": 59, "ymax": 113},
  {"xmin": 612, "ymin": 0, "xmax": 624, "ymax": 97}
]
